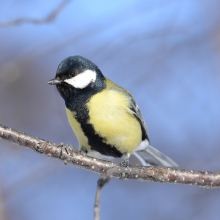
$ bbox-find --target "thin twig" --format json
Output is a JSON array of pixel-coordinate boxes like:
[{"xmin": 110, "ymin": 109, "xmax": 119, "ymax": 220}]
[
  {"xmin": 0, "ymin": 124, "xmax": 220, "ymax": 188},
  {"xmin": 0, "ymin": 0, "xmax": 70, "ymax": 27},
  {"xmin": 94, "ymin": 168, "xmax": 118, "ymax": 220},
  {"xmin": 94, "ymin": 176, "xmax": 111, "ymax": 220}
]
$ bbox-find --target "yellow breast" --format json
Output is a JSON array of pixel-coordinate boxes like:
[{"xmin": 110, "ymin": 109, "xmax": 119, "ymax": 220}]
[
  {"xmin": 86, "ymin": 82, "xmax": 142, "ymax": 154},
  {"xmin": 66, "ymin": 108, "xmax": 90, "ymax": 151}
]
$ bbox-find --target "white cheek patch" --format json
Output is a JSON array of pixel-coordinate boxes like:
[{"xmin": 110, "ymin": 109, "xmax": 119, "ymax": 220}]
[{"xmin": 64, "ymin": 70, "xmax": 96, "ymax": 89}]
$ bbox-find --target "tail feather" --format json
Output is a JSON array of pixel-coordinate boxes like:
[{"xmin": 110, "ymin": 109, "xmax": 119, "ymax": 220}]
[{"xmin": 134, "ymin": 144, "xmax": 178, "ymax": 168}]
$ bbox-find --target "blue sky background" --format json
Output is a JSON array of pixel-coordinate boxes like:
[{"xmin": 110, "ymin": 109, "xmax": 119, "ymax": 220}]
[{"xmin": 0, "ymin": 0, "xmax": 220, "ymax": 219}]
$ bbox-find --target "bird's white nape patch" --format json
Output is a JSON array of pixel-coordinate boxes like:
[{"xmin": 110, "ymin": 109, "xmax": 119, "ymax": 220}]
[{"xmin": 64, "ymin": 70, "xmax": 96, "ymax": 89}]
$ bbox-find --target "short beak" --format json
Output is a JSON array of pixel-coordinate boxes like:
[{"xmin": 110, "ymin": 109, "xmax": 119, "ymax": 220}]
[{"xmin": 47, "ymin": 78, "xmax": 61, "ymax": 85}]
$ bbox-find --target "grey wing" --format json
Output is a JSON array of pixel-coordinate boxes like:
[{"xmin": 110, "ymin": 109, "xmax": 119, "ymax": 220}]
[
  {"xmin": 129, "ymin": 96, "xmax": 150, "ymax": 142},
  {"xmin": 128, "ymin": 95, "xmax": 178, "ymax": 168}
]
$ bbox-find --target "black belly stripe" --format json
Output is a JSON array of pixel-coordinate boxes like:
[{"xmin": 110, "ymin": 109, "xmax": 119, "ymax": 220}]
[
  {"xmin": 73, "ymin": 104, "xmax": 122, "ymax": 158},
  {"xmin": 65, "ymin": 74, "xmax": 123, "ymax": 158}
]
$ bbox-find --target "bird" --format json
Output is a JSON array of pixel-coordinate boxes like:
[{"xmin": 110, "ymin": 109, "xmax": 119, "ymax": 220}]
[{"xmin": 48, "ymin": 56, "xmax": 178, "ymax": 167}]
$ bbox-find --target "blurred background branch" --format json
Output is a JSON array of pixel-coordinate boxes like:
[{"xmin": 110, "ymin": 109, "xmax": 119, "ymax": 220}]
[{"xmin": 0, "ymin": 0, "xmax": 70, "ymax": 27}]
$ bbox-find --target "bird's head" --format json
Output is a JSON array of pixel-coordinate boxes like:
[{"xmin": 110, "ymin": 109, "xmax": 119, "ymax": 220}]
[{"xmin": 48, "ymin": 56, "xmax": 105, "ymax": 102}]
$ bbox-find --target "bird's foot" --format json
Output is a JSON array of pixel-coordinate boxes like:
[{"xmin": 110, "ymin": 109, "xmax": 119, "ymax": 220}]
[
  {"xmin": 57, "ymin": 142, "xmax": 73, "ymax": 159},
  {"xmin": 120, "ymin": 153, "xmax": 130, "ymax": 179},
  {"xmin": 121, "ymin": 153, "xmax": 130, "ymax": 167}
]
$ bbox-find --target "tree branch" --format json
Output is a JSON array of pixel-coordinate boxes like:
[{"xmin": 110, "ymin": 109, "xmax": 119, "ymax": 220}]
[
  {"xmin": 94, "ymin": 169, "xmax": 114, "ymax": 220},
  {"xmin": 0, "ymin": 124, "xmax": 220, "ymax": 188},
  {"xmin": 0, "ymin": 0, "xmax": 70, "ymax": 27}
]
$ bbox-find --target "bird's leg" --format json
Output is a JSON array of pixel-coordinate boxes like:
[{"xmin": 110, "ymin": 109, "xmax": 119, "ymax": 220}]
[
  {"xmin": 121, "ymin": 153, "xmax": 130, "ymax": 167},
  {"xmin": 120, "ymin": 153, "xmax": 130, "ymax": 179}
]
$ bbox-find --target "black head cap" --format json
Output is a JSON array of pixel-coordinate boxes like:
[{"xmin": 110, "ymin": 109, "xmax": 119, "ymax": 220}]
[
  {"xmin": 48, "ymin": 56, "xmax": 106, "ymax": 107},
  {"xmin": 56, "ymin": 56, "xmax": 99, "ymax": 79}
]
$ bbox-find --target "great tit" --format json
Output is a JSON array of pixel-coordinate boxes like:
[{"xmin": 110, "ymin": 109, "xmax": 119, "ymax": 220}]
[{"xmin": 48, "ymin": 56, "xmax": 178, "ymax": 167}]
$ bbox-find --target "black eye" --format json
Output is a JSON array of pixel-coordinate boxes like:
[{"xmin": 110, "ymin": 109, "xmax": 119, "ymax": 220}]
[{"xmin": 68, "ymin": 73, "xmax": 74, "ymax": 78}]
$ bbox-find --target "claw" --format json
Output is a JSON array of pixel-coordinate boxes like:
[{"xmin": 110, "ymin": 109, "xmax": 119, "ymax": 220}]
[{"xmin": 57, "ymin": 143, "xmax": 72, "ymax": 159}]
